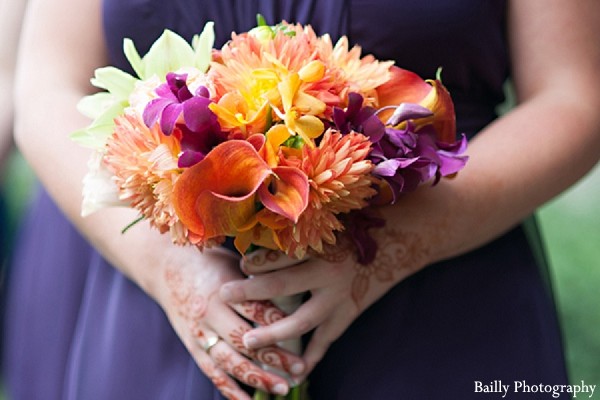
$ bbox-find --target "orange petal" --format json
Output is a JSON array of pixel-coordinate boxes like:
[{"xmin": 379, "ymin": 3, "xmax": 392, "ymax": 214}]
[
  {"xmin": 173, "ymin": 140, "xmax": 272, "ymax": 240},
  {"xmin": 376, "ymin": 66, "xmax": 456, "ymax": 143},
  {"xmin": 421, "ymin": 79, "xmax": 456, "ymax": 144},
  {"xmin": 263, "ymin": 125, "xmax": 290, "ymax": 167},
  {"xmin": 233, "ymin": 224, "xmax": 279, "ymax": 255},
  {"xmin": 376, "ymin": 66, "xmax": 433, "ymax": 107},
  {"xmin": 258, "ymin": 166, "xmax": 309, "ymax": 223}
]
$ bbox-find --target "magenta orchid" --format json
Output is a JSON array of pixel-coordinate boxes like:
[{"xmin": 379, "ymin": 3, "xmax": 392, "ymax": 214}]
[{"xmin": 143, "ymin": 72, "xmax": 225, "ymax": 167}]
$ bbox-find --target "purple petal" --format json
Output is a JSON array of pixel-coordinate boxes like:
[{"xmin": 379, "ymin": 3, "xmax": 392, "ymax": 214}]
[
  {"xmin": 195, "ymin": 85, "xmax": 210, "ymax": 98},
  {"xmin": 368, "ymin": 144, "xmax": 386, "ymax": 163},
  {"xmin": 438, "ymin": 133, "xmax": 468, "ymax": 153},
  {"xmin": 160, "ymin": 103, "xmax": 183, "ymax": 136},
  {"xmin": 357, "ymin": 108, "xmax": 385, "ymax": 142},
  {"xmin": 182, "ymin": 97, "xmax": 217, "ymax": 133},
  {"xmin": 346, "ymin": 92, "xmax": 363, "ymax": 118},
  {"xmin": 438, "ymin": 154, "xmax": 468, "ymax": 176},
  {"xmin": 373, "ymin": 157, "xmax": 419, "ymax": 177},
  {"xmin": 378, "ymin": 135, "xmax": 405, "ymax": 159},
  {"xmin": 333, "ymin": 107, "xmax": 350, "ymax": 134},
  {"xmin": 178, "ymin": 150, "xmax": 205, "ymax": 168},
  {"xmin": 342, "ymin": 209, "xmax": 386, "ymax": 265},
  {"xmin": 398, "ymin": 169, "xmax": 425, "ymax": 192},
  {"xmin": 386, "ymin": 127, "xmax": 417, "ymax": 151},
  {"xmin": 383, "ymin": 178, "xmax": 403, "ymax": 203},
  {"xmin": 166, "ymin": 73, "xmax": 193, "ymax": 102},
  {"xmin": 143, "ymin": 97, "xmax": 172, "ymax": 128},
  {"xmin": 155, "ymin": 84, "xmax": 176, "ymax": 98},
  {"xmin": 385, "ymin": 103, "xmax": 433, "ymax": 126}
]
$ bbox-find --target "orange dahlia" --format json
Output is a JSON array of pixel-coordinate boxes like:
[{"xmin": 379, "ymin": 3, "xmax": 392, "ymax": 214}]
[
  {"xmin": 274, "ymin": 129, "xmax": 377, "ymax": 258},
  {"xmin": 103, "ymin": 114, "xmax": 189, "ymax": 244},
  {"xmin": 208, "ymin": 24, "xmax": 330, "ymax": 141},
  {"xmin": 315, "ymin": 34, "xmax": 394, "ymax": 108}
]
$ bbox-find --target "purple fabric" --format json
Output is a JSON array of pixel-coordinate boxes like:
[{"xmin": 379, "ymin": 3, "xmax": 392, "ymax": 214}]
[{"xmin": 3, "ymin": 1, "xmax": 568, "ymax": 399}]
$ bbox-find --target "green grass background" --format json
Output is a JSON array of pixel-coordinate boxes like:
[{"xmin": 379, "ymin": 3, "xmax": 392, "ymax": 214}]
[{"xmin": 538, "ymin": 162, "xmax": 600, "ymax": 387}]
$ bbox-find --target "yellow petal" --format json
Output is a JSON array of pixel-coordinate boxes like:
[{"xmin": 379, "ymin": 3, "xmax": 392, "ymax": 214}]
[
  {"xmin": 279, "ymin": 73, "xmax": 301, "ymax": 111},
  {"xmin": 266, "ymin": 124, "xmax": 291, "ymax": 149},
  {"xmin": 295, "ymin": 115, "xmax": 324, "ymax": 142},
  {"xmin": 298, "ymin": 60, "xmax": 325, "ymax": 83},
  {"xmin": 295, "ymin": 91, "xmax": 326, "ymax": 115}
]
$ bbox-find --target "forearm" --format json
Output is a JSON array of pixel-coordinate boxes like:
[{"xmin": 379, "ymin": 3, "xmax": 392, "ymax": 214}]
[
  {"xmin": 11, "ymin": 0, "xmax": 168, "ymax": 299},
  {"xmin": 0, "ymin": 83, "xmax": 14, "ymax": 171},
  {"xmin": 383, "ymin": 88, "xmax": 600, "ymax": 267},
  {"xmin": 14, "ymin": 95, "xmax": 165, "ymax": 298},
  {"xmin": 0, "ymin": 0, "xmax": 28, "ymax": 171}
]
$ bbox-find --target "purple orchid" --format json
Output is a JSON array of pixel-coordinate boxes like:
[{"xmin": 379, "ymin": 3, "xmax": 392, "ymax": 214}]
[
  {"xmin": 340, "ymin": 209, "xmax": 386, "ymax": 265},
  {"xmin": 370, "ymin": 103, "xmax": 468, "ymax": 202},
  {"xmin": 333, "ymin": 92, "xmax": 385, "ymax": 142},
  {"xmin": 143, "ymin": 72, "xmax": 225, "ymax": 168},
  {"xmin": 334, "ymin": 94, "xmax": 468, "ymax": 202},
  {"xmin": 330, "ymin": 95, "xmax": 468, "ymax": 265}
]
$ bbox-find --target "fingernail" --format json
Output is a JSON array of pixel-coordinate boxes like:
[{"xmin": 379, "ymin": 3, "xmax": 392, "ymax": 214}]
[
  {"xmin": 220, "ymin": 285, "xmax": 233, "ymax": 302},
  {"xmin": 243, "ymin": 335, "xmax": 258, "ymax": 349},
  {"xmin": 290, "ymin": 363, "xmax": 304, "ymax": 375},
  {"xmin": 272, "ymin": 383, "xmax": 288, "ymax": 396}
]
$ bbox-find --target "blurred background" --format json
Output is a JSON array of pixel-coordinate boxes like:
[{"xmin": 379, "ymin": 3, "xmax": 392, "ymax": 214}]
[{"xmin": 538, "ymin": 162, "xmax": 600, "ymax": 387}]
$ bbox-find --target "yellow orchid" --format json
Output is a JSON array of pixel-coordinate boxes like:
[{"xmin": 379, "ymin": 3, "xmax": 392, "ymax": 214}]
[{"xmin": 272, "ymin": 69, "xmax": 326, "ymax": 147}]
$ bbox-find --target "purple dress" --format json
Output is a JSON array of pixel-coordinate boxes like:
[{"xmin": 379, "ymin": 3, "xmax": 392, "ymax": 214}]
[{"xmin": 3, "ymin": 1, "xmax": 569, "ymax": 399}]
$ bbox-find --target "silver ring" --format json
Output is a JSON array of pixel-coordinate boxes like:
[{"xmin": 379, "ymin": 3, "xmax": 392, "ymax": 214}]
[{"xmin": 203, "ymin": 335, "xmax": 220, "ymax": 354}]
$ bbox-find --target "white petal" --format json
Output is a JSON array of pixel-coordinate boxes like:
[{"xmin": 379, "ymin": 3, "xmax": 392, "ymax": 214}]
[{"xmin": 81, "ymin": 151, "xmax": 127, "ymax": 216}]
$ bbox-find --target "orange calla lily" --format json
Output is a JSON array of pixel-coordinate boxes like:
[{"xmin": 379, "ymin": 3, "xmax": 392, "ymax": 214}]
[
  {"xmin": 376, "ymin": 66, "xmax": 456, "ymax": 143},
  {"xmin": 258, "ymin": 166, "xmax": 309, "ymax": 223},
  {"xmin": 172, "ymin": 139, "xmax": 309, "ymax": 244},
  {"xmin": 173, "ymin": 140, "xmax": 271, "ymax": 240}
]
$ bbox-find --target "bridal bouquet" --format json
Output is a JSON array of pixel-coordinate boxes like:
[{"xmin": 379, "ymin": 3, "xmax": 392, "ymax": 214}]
[{"xmin": 73, "ymin": 16, "xmax": 467, "ymax": 399}]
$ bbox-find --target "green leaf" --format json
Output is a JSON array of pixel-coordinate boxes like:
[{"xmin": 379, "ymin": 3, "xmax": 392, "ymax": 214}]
[
  {"xmin": 123, "ymin": 38, "xmax": 144, "ymax": 79},
  {"xmin": 436, "ymin": 66, "xmax": 443, "ymax": 82},
  {"xmin": 76, "ymin": 92, "xmax": 116, "ymax": 119},
  {"xmin": 192, "ymin": 21, "xmax": 215, "ymax": 73},
  {"xmin": 70, "ymin": 124, "xmax": 112, "ymax": 149},
  {"xmin": 142, "ymin": 29, "xmax": 196, "ymax": 79},
  {"xmin": 257, "ymin": 14, "xmax": 268, "ymax": 27},
  {"xmin": 283, "ymin": 135, "xmax": 305, "ymax": 149},
  {"xmin": 90, "ymin": 67, "xmax": 137, "ymax": 99},
  {"xmin": 71, "ymin": 101, "xmax": 126, "ymax": 148}
]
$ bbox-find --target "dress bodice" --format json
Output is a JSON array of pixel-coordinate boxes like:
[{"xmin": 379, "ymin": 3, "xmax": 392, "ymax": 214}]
[{"xmin": 103, "ymin": 0, "xmax": 509, "ymax": 136}]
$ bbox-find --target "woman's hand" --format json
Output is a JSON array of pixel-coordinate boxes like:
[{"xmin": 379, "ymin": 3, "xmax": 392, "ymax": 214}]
[
  {"xmin": 155, "ymin": 245, "xmax": 306, "ymax": 399},
  {"xmin": 218, "ymin": 212, "xmax": 432, "ymax": 382}
]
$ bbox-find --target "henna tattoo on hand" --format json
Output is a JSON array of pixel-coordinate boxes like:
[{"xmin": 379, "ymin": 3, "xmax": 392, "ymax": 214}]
[
  {"xmin": 319, "ymin": 227, "xmax": 430, "ymax": 307},
  {"xmin": 212, "ymin": 350, "xmax": 273, "ymax": 392},
  {"xmin": 229, "ymin": 326, "xmax": 292, "ymax": 373},
  {"xmin": 247, "ymin": 249, "xmax": 281, "ymax": 266},
  {"xmin": 240, "ymin": 300, "xmax": 285, "ymax": 326},
  {"xmin": 200, "ymin": 362, "xmax": 242, "ymax": 400},
  {"xmin": 164, "ymin": 265, "xmax": 207, "ymax": 337}
]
